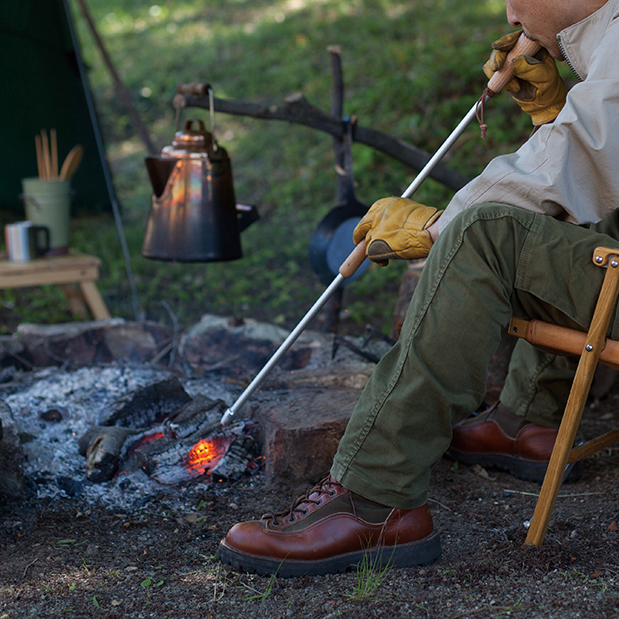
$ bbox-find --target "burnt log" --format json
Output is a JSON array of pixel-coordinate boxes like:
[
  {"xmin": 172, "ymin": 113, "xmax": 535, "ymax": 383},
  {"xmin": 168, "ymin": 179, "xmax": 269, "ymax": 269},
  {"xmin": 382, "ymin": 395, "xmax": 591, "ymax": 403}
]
[
  {"xmin": 79, "ymin": 392, "xmax": 257, "ymax": 484},
  {"xmin": 79, "ymin": 426, "xmax": 139, "ymax": 483},
  {"xmin": 101, "ymin": 377, "xmax": 192, "ymax": 428},
  {"xmin": 136, "ymin": 421, "xmax": 257, "ymax": 485},
  {"xmin": 211, "ymin": 431, "xmax": 259, "ymax": 480},
  {"xmin": 167, "ymin": 394, "xmax": 228, "ymax": 438}
]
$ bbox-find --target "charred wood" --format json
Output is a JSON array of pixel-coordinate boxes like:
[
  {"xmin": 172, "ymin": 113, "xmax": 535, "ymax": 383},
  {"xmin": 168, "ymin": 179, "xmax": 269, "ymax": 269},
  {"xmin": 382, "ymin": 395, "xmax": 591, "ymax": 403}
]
[
  {"xmin": 166, "ymin": 394, "xmax": 227, "ymax": 439},
  {"xmin": 137, "ymin": 420, "xmax": 257, "ymax": 485},
  {"xmin": 211, "ymin": 430, "xmax": 259, "ymax": 480},
  {"xmin": 79, "ymin": 391, "xmax": 258, "ymax": 485},
  {"xmin": 79, "ymin": 426, "xmax": 139, "ymax": 483},
  {"xmin": 101, "ymin": 377, "xmax": 191, "ymax": 428}
]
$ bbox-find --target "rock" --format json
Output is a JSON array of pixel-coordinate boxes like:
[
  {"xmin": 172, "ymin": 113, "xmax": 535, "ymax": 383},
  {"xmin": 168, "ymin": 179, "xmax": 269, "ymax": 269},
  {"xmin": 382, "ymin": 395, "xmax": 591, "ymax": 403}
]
[
  {"xmin": 0, "ymin": 336, "xmax": 27, "ymax": 369},
  {"xmin": 15, "ymin": 320, "xmax": 174, "ymax": 367},
  {"xmin": 178, "ymin": 314, "xmax": 325, "ymax": 377},
  {"xmin": 103, "ymin": 322, "xmax": 173, "ymax": 363},
  {"xmin": 251, "ymin": 386, "xmax": 359, "ymax": 490},
  {"xmin": 17, "ymin": 319, "xmax": 124, "ymax": 366},
  {"xmin": 0, "ymin": 400, "xmax": 24, "ymax": 500}
]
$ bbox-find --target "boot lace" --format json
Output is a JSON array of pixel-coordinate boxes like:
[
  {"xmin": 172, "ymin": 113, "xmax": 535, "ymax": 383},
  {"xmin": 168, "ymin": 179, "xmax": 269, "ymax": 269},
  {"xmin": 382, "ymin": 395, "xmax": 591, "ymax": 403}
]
[{"xmin": 263, "ymin": 476, "xmax": 344, "ymax": 526}]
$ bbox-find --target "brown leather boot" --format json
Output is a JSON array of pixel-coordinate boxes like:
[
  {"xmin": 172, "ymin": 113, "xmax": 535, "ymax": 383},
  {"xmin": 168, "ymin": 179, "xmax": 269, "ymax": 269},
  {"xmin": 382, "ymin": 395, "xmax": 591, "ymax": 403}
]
[
  {"xmin": 217, "ymin": 476, "xmax": 441, "ymax": 577},
  {"xmin": 448, "ymin": 403, "xmax": 580, "ymax": 483}
]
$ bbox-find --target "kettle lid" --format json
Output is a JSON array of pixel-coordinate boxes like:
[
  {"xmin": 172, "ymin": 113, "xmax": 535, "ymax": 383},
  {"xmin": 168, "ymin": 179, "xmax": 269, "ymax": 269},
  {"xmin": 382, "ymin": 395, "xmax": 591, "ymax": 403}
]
[{"xmin": 162, "ymin": 119, "xmax": 213, "ymax": 157}]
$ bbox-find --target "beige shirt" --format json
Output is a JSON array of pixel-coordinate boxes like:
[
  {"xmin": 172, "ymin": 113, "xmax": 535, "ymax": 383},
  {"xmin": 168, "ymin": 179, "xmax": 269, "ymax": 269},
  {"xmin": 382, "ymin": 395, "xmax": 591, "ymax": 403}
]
[{"xmin": 439, "ymin": 0, "xmax": 619, "ymax": 233}]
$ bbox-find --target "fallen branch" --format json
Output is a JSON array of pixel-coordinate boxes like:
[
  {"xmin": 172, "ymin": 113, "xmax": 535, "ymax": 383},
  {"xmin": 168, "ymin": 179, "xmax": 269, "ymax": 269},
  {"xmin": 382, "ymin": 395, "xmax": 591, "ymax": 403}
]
[{"xmin": 176, "ymin": 92, "xmax": 470, "ymax": 192}]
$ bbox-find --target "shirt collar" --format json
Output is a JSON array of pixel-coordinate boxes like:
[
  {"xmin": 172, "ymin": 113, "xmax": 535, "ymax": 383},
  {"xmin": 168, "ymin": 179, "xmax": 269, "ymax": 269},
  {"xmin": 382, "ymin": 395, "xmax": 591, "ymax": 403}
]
[{"xmin": 556, "ymin": 0, "xmax": 619, "ymax": 80}]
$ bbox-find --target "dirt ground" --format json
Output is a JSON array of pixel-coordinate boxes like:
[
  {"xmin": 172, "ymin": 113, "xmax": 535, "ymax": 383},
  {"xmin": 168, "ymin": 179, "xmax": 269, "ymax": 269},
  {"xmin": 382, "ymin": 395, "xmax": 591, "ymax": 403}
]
[{"xmin": 2, "ymin": 401, "xmax": 619, "ymax": 619}]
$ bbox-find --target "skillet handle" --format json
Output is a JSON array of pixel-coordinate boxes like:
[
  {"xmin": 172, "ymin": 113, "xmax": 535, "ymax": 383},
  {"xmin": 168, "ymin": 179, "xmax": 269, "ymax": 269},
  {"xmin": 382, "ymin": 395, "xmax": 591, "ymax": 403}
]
[{"xmin": 339, "ymin": 239, "xmax": 367, "ymax": 278}]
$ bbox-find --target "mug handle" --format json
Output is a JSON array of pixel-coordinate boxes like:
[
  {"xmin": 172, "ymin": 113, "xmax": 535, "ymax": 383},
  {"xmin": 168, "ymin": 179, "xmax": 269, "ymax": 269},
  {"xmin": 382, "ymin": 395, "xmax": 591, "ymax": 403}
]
[{"xmin": 32, "ymin": 225, "xmax": 50, "ymax": 256}]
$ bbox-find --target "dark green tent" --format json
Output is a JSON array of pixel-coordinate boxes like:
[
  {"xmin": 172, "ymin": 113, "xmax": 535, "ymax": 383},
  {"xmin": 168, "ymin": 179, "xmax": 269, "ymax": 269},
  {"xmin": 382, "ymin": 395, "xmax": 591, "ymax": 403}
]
[{"xmin": 0, "ymin": 0, "xmax": 113, "ymax": 216}]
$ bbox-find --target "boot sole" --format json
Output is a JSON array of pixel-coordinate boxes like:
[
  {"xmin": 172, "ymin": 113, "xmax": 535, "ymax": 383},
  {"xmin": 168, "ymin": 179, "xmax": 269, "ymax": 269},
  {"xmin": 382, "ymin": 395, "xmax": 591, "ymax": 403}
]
[
  {"xmin": 446, "ymin": 449, "xmax": 581, "ymax": 484},
  {"xmin": 217, "ymin": 530, "xmax": 441, "ymax": 577}
]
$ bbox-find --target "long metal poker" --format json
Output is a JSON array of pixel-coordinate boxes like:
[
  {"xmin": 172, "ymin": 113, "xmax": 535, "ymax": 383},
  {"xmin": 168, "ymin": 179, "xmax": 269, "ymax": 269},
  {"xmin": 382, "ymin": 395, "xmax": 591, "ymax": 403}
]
[{"xmin": 220, "ymin": 34, "xmax": 539, "ymax": 425}]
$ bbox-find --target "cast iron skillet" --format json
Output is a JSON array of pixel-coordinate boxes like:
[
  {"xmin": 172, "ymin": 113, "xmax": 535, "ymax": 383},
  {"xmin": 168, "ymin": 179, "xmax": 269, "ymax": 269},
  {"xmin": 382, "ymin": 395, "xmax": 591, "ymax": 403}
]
[{"xmin": 309, "ymin": 124, "xmax": 369, "ymax": 286}]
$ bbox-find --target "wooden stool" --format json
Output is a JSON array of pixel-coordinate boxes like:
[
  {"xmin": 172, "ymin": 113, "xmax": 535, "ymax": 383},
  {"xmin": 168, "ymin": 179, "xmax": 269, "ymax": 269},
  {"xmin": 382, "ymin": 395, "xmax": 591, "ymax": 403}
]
[
  {"xmin": 0, "ymin": 252, "xmax": 111, "ymax": 321},
  {"xmin": 508, "ymin": 246, "xmax": 619, "ymax": 546}
]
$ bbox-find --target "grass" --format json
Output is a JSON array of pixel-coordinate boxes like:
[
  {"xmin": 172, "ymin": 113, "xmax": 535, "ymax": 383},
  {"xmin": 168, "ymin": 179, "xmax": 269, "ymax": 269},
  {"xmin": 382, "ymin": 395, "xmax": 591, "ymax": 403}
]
[
  {"xmin": 348, "ymin": 547, "xmax": 394, "ymax": 601},
  {"xmin": 242, "ymin": 572, "xmax": 279, "ymax": 604},
  {"xmin": 0, "ymin": 0, "xmax": 581, "ymax": 335}
]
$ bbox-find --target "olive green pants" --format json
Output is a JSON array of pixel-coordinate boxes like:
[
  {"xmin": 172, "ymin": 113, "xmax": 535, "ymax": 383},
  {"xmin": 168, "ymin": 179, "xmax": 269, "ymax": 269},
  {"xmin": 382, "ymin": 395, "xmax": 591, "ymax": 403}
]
[
  {"xmin": 331, "ymin": 204, "xmax": 619, "ymax": 509},
  {"xmin": 502, "ymin": 208, "xmax": 619, "ymax": 425}
]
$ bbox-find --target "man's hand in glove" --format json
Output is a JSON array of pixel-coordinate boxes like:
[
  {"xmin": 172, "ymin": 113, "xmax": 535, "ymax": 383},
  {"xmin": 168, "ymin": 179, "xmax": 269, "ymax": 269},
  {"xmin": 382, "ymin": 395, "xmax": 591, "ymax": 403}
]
[
  {"xmin": 484, "ymin": 31, "xmax": 567, "ymax": 126},
  {"xmin": 353, "ymin": 197, "xmax": 441, "ymax": 266}
]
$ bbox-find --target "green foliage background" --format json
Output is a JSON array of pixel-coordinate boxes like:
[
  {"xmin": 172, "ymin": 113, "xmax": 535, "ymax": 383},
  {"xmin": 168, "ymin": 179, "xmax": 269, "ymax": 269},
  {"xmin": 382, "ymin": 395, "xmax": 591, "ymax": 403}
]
[{"xmin": 0, "ymin": 0, "xmax": 578, "ymax": 334}]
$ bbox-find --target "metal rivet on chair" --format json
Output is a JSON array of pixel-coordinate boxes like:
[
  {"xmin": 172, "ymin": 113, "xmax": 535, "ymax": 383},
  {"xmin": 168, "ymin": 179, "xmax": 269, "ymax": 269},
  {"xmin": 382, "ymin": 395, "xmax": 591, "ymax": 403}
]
[
  {"xmin": 595, "ymin": 255, "xmax": 603, "ymax": 264},
  {"xmin": 611, "ymin": 259, "xmax": 619, "ymax": 268},
  {"xmin": 585, "ymin": 344, "xmax": 594, "ymax": 352}
]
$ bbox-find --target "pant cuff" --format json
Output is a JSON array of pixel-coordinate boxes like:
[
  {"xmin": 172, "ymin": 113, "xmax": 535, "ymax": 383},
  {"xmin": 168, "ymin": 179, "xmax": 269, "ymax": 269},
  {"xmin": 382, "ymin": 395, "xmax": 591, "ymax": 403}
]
[{"xmin": 330, "ymin": 461, "xmax": 429, "ymax": 510}]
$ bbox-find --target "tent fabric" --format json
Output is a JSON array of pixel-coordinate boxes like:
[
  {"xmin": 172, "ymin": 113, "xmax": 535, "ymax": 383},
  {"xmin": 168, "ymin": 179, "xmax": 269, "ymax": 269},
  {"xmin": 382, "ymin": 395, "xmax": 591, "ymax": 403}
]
[{"xmin": 0, "ymin": 0, "xmax": 112, "ymax": 216}]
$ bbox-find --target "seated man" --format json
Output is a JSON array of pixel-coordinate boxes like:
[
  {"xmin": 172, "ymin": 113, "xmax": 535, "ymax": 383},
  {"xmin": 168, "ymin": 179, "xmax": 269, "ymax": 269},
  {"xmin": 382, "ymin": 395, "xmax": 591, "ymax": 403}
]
[{"xmin": 218, "ymin": 0, "xmax": 619, "ymax": 577}]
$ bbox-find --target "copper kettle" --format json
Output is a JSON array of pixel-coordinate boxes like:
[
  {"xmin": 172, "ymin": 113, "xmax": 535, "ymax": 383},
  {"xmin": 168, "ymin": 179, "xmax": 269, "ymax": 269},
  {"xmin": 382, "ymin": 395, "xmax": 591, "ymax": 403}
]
[{"xmin": 142, "ymin": 119, "xmax": 257, "ymax": 262}]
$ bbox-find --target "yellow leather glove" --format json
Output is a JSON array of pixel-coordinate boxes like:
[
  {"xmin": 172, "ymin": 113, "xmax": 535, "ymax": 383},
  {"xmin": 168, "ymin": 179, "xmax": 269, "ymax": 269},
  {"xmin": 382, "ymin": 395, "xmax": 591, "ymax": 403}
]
[
  {"xmin": 483, "ymin": 31, "xmax": 567, "ymax": 126},
  {"xmin": 353, "ymin": 197, "xmax": 441, "ymax": 266}
]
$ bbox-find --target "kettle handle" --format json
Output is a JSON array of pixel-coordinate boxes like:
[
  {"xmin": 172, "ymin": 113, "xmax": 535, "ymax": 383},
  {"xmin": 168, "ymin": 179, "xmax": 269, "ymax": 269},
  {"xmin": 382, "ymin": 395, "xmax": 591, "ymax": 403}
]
[
  {"xmin": 236, "ymin": 204, "xmax": 259, "ymax": 233},
  {"xmin": 183, "ymin": 119, "xmax": 207, "ymax": 133}
]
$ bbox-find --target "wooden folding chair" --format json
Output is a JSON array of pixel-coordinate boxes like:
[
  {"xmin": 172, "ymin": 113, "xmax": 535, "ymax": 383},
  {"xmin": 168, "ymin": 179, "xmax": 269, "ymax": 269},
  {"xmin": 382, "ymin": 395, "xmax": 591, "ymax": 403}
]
[{"xmin": 508, "ymin": 246, "xmax": 619, "ymax": 546}]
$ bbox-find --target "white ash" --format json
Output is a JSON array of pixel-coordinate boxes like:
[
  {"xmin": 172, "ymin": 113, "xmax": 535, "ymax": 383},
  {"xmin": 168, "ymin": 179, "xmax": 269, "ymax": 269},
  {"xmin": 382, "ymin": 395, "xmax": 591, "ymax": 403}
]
[{"xmin": 3, "ymin": 365, "xmax": 241, "ymax": 509}]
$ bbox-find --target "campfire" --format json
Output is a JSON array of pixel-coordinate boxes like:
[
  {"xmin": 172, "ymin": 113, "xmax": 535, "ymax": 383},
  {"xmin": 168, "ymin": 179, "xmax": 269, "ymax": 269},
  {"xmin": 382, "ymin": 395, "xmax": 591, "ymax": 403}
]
[
  {"xmin": 78, "ymin": 380, "xmax": 259, "ymax": 485},
  {"xmin": 0, "ymin": 315, "xmax": 389, "ymax": 508},
  {"xmin": 0, "ymin": 365, "xmax": 261, "ymax": 507}
]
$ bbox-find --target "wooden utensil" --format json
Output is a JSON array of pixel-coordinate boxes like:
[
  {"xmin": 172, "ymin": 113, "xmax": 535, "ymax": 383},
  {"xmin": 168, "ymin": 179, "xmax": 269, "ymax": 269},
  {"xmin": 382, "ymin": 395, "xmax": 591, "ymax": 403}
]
[
  {"xmin": 59, "ymin": 145, "xmax": 84, "ymax": 180},
  {"xmin": 50, "ymin": 128, "xmax": 58, "ymax": 178},
  {"xmin": 35, "ymin": 134, "xmax": 44, "ymax": 179},
  {"xmin": 35, "ymin": 129, "xmax": 60, "ymax": 179},
  {"xmin": 40, "ymin": 129, "xmax": 52, "ymax": 179}
]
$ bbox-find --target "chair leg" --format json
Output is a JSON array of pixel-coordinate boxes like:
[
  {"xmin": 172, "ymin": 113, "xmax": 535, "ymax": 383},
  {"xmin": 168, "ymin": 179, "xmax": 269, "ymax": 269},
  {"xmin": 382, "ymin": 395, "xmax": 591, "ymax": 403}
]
[
  {"xmin": 525, "ymin": 354, "xmax": 598, "ymax": 545},
  {"xmin": 526, "ymin": 252, "xmax": 619, "ymax": 546}
]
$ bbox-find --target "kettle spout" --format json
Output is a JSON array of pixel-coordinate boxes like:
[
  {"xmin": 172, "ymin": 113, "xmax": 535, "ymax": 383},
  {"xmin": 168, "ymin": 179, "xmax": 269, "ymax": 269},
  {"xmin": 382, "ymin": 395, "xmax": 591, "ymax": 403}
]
[{"xmin": 145, "ymin": 157, "xmax": 178, "ymax": 198}]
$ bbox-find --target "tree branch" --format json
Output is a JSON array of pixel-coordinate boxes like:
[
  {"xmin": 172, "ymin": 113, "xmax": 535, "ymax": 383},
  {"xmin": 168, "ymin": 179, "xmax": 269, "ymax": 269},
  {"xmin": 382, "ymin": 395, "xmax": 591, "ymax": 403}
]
[{"xmin": 175, "ymin": 92, "xmax": 470, "ymax": 192}]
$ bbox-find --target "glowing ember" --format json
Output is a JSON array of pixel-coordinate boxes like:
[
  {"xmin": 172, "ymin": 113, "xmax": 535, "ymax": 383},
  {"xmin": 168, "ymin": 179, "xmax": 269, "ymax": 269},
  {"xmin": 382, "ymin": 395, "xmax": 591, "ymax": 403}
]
[{"xmin": 184, "ymin": 436, "xmax": 234, "ymax": 477}]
